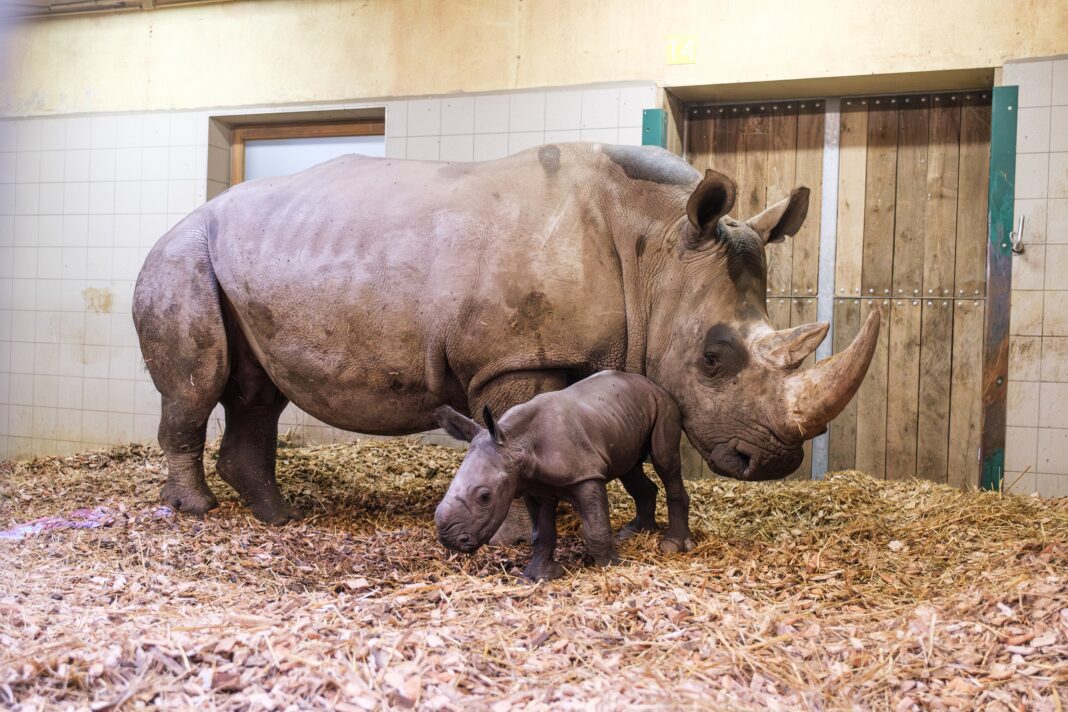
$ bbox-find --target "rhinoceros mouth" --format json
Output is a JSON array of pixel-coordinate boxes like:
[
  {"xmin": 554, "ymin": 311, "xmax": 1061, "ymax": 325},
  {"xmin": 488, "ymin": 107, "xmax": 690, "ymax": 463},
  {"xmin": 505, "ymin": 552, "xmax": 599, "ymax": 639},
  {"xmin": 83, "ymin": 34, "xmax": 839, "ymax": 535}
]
[
  {"xmin": 437, "ymin": 523, "xmax": 481, "ymax": 554},
  {"xmin": 702, "ymin": 439, "xmax": 801, "ymax": 481}
]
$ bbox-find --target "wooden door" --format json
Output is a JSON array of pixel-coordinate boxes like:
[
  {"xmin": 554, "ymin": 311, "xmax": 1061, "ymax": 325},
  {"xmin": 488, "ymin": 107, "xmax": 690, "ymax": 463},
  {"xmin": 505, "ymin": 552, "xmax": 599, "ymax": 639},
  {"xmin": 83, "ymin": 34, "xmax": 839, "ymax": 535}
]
[
  {"xmin": 683, "ymin": 92, "xmax": 991, "ymax": 486},
  {"xmin": 829, "ymin": 93, "xmax": 990, "ymax": 487}
]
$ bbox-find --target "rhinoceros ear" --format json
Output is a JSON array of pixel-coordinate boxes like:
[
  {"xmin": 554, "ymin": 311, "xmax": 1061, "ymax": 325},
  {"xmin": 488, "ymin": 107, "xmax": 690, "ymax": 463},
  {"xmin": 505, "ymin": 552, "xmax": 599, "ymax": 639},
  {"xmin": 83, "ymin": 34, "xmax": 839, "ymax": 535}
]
[
  {"xmin": 436, "ymin": 406, "xmax": 482, "ymax": 443},
  {"xmin": 685, "ymin": 169, "xmax": 737, "ymax": 248},
  {"xmin": 746, "ymin": 187, "xmax": 809, "ymax": 245},
  {"xmin": 482, "ymin": 405, "xmax": 505, "ymax": 446}
]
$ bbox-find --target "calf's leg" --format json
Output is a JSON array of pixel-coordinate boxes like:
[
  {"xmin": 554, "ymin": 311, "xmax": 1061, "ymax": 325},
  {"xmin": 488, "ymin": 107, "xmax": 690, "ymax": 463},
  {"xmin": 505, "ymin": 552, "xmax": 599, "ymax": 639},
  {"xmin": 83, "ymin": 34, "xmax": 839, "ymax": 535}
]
[
  {"xmin": 617, "ymin": 463, "xmax": 659, "ymax": 540},
  {"xmin": 570, "ymin": 479, "xmax": 621, "ymax": 568},
  {"xmin": 649, "ymin": 398, "xmax": 695, "ymax": 553},
  {"xmin": 522, "ymin": 494, "xmax": 565, "ymax": 581}
]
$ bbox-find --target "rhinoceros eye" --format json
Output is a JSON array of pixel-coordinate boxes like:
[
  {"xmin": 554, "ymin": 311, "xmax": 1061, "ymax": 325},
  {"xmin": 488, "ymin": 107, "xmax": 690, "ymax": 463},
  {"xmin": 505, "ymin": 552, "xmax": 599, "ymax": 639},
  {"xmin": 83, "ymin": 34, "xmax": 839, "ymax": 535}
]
[
  {"xmin": 476, "ymin": 488, "xmax": 492, "ymax": 506},
  {"xmin": 701, "ymin": 324, "xmax": 749, "ymax": 378}
]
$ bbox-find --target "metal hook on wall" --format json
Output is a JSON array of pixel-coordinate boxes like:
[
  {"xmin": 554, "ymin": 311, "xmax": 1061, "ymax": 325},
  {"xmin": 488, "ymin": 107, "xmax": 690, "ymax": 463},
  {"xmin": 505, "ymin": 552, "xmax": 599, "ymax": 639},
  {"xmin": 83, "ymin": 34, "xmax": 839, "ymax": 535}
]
[{"xmin": 1010, "ymin": 214, "xmax": 1026, "ymax": 255}]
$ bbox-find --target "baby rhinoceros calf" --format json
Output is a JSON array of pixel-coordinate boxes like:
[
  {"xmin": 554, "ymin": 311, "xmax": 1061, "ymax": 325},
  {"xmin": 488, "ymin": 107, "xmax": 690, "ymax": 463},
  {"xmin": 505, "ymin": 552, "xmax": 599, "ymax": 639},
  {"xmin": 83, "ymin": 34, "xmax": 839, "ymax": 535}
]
[{"xmin": 434, "ymin": 370, "xmax": 695, "ymax": 581}]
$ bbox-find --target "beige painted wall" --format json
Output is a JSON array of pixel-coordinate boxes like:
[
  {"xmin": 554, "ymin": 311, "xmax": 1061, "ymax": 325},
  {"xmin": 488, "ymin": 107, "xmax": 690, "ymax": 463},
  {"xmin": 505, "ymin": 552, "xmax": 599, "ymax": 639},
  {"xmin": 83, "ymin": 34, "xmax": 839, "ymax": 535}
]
[{"xmin": 4, "ymin": 0, "xmax": 1068, "ymax": 117}]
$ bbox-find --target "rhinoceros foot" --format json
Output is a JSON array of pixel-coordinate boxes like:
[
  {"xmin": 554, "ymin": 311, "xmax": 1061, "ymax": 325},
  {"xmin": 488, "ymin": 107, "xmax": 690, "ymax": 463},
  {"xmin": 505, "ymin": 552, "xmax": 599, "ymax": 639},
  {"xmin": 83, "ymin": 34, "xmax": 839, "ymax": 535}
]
[
  {"xmin": 247, "ymin": 499, "xmax": 303, "ymax": 526},
  {"xmin": 616, "ymin": 517, "xmax": 658, "ymax": 541},
  {"xmin": 160, "ymin": 482, "xmax": 219, "ymax": 517},
  {"xmin": 522, "ymin": 559, "xmax": 567, "ymax": 582},
  {"xmin": 659, "ymin": 536, "xmax": 695, "ymax": 554}
]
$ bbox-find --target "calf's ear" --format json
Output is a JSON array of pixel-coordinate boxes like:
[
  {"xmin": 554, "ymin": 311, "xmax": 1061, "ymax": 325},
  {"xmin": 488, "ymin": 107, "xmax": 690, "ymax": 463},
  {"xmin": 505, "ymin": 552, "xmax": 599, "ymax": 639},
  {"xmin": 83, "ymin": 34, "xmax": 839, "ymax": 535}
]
[
  {"xmin": 685, "ymin": 169, "xmax": 737, "ymax": 248},
  {"xmin": 482, "ymin": 405, "xmax": 505, "ymax": 446},
  {"xmin": 435, "ymin": 406, "xmax": 482, "ymax": 442},
  {"xmin": 746, "ymin": 187, "xmax": 809, "ymax": 245}
]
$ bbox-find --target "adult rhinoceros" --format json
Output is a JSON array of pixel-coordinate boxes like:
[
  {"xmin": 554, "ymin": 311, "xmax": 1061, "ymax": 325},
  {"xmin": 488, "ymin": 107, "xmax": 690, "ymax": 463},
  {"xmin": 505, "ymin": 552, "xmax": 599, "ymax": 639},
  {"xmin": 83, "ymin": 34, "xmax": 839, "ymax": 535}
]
[{"xmin": 133, "ymin": 143, "xmax": 879, "ymax": 528}]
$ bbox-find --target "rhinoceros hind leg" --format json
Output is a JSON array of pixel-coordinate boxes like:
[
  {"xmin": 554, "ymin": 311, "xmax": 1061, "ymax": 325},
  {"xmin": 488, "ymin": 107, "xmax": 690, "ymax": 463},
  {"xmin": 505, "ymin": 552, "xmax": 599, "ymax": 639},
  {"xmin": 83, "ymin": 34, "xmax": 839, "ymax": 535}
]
[
  {"xmin": 134, "ymin": 220, "xmax": 230, "ymax": 518},
  {"xmin": 158, "ymin": 398, "xmax": 220, "ymax": 516},
  {"xmin": 616, "ymin": 464, "xmax": 658, "ymax": 540},
  {"xmin": 215, "ymin": 366, "xmax": 300, "ymax": 525}
]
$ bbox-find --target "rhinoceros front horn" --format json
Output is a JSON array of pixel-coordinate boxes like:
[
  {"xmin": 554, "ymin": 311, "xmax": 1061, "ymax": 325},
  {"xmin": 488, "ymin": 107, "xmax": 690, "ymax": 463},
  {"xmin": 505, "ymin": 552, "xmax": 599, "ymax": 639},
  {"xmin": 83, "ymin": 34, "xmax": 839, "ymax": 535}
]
[{"xmin": 781, "ymin": 310, "xmax": 881, "ymax": 439}]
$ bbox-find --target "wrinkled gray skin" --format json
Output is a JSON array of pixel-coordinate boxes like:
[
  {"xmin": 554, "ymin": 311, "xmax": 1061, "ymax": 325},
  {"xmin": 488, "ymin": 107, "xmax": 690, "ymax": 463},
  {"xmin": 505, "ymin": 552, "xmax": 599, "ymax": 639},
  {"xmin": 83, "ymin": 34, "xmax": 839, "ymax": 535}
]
[
  {"xmin": 132, "ymin": 142, "xmax": 879, "ymax": 527},
  {"xmin": 435, "ymin": 370, "xmax": 693, "ymax": 581}
]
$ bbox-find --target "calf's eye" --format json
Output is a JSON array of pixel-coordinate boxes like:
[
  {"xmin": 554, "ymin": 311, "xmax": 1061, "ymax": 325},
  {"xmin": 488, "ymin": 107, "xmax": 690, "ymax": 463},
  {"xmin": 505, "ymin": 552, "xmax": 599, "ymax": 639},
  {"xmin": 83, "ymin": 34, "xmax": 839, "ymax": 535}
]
[{"xmin": 476, "ymin": 488, "xmax": 492, "ymax": 506}]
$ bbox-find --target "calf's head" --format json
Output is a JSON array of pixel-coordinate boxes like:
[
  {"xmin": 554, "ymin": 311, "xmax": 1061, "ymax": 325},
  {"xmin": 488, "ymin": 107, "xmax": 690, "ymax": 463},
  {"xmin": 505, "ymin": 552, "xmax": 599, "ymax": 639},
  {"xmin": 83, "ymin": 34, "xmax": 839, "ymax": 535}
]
[
  {"xmin": 433, "ymin": 406, "xmax": 521, "ymax": 553},
  {"xmin": 645, "ymin": 168, "xmax": 880, "ymax": 481}
]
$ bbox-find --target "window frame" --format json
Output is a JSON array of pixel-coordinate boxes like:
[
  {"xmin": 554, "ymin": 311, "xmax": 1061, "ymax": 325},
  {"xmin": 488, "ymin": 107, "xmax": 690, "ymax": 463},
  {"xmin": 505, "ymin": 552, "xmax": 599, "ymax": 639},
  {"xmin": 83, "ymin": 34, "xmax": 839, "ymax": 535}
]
[{"xmin": 229, "ymin": 119, "xmax": 386, "ymax": 185}]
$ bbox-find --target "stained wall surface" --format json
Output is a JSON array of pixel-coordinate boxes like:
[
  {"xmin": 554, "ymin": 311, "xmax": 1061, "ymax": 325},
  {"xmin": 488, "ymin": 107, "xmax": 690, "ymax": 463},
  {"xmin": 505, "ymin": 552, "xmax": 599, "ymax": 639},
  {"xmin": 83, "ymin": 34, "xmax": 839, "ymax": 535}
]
[
  {"xmin": 3, "ymin": 0, "xmax": 1068, "ymax": 117},
  {"xmin": 0, "ymin": 84, "xmax": 655, "ymax": 458}
]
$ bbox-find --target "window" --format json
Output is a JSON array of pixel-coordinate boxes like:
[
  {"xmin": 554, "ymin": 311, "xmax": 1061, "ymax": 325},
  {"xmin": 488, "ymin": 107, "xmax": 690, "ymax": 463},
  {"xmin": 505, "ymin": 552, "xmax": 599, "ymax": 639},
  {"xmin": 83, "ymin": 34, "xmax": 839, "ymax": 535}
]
[{"xmin": 229, "ymin": 120, "xmax": 385, "ymax": 184}]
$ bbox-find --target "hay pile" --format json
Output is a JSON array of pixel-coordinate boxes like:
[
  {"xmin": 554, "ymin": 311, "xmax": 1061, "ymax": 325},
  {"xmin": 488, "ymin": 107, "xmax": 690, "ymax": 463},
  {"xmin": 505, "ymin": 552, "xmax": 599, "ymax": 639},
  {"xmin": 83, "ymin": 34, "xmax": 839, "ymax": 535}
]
[{"xmin": 1, "ymin": 439, "xmax": 1066, "ymax": 711}]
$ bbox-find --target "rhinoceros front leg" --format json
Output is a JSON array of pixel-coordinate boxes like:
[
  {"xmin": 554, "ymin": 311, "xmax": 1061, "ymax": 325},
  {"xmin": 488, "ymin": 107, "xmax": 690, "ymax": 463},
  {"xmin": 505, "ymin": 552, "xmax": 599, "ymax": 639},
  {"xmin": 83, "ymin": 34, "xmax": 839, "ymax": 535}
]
[
  {"xmin": 649, "ymin": 395, "xmax": 694, "ymax": 554},
  {"xmin": 472, "ymin": 370, "xmax": 570, "ymax": 546},
  {"xmin": 616, "ymin": 463, "xmax": 659, "ymax": 540},
  {"xmin": 522, "ymin": 494, "xmax": 566, "ymax": 581}
]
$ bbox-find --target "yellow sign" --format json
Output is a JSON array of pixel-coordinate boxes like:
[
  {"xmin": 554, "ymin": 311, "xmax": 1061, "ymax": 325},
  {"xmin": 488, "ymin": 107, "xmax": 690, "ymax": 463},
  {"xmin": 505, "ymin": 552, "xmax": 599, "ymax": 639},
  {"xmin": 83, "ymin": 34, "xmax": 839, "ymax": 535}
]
[{"xmin": 666, "ymin": 35, "xmax": 697, "ymax": 65}]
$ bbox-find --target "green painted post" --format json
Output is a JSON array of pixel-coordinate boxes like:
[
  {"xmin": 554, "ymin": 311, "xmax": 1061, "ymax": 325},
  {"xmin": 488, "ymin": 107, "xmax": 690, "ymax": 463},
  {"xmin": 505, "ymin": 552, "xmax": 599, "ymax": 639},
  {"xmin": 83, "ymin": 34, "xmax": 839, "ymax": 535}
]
[
  {"xmin": 642, "ymin": 108, "xmax": 667, "ymax": 148},
  {"xmin": 979, "ymin": 85, "xmax": 1018, "ymax": 492}
]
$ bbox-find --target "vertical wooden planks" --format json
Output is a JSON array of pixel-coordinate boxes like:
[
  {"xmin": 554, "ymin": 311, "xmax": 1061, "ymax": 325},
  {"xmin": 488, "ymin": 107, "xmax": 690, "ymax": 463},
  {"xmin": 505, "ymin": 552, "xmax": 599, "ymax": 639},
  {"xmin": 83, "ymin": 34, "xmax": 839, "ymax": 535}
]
[
  {"xmin": 737, "ymin": 108, "xmax": 770, "ymax": 219},
  {"xmin": 766, "ymin": 297, "xmax": 791, "ymax": 331},
  {"xmin": 924, "ymin": 95, "xmax": 961, "ymax": 298},
  {"xmin": 955, "ymin": 93, "xmax": 991, "ymax": 297},
  {"xmin": 885, "ymin": 299, "xmax": 922, "ymax": 480},
  {"xmin": 685, "ymin": 107, "xmax": 715, "ymax": 172},
  {"xmin": 917, "ymin": 299, "xmax": 953, "ymax": 481},
  {"xmin": 765, "ymin": 104, "xmax": 798, "ymax": 298},
  {"xmin": 792, "ymin": 104, "xmax": 824, "ymax": 297},
  {"xmin": 835, "ymin": 99, "xmax": 869, "ymax": 298},
  {"xmin": 712, "ymin": 108, "xmax": 742, "ymax": 197},
  {"xmin": 861, "ymin": 99, "xmax": 899, "ymax": 299},
  {"xmin": 892, "ymin": 96, "xmax": 929, "ymax": 297},
  {"xmin": 855, "ymin": 299, "xmax": 889, "ymax": 479},
  {"xmin": 828, "ymin": 299, "xmax": 862, "ymax": 471},
  {"xmin": 948, "ymin": 298, "xmax": 985, "ymax": 488},
  {"xmin": 789, "ymin": 297, "xmax": 819, "ymax": 479}
]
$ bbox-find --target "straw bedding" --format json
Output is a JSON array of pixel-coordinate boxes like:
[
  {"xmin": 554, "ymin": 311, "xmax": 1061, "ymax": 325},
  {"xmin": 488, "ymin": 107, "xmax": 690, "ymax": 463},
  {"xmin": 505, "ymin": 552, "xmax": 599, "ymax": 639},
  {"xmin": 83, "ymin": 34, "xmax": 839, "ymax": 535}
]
[{"xmin": 0, "ymin": 439, "xmax": 1065, "ymax": 711}]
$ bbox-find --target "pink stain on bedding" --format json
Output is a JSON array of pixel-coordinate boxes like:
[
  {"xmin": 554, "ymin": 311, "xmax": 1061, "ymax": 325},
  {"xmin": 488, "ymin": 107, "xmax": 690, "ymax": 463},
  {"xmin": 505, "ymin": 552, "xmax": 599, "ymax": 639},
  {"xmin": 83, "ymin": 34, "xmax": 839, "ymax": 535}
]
[{"xmin": 0, "ymin": 505, "xmax": 175, "ymax": 541}]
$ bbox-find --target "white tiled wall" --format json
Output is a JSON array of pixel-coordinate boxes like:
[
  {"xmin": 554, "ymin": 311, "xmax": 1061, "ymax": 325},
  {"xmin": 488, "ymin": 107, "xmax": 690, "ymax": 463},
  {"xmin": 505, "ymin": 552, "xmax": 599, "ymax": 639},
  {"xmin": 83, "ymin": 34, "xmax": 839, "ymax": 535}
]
[
  {"xmin": 1003, "ymin": 57, "xmax": 1068, "ymax": 497},
  {"xmin": 0, "ymin": 83, "xmax": 656, "ymax": 459}
]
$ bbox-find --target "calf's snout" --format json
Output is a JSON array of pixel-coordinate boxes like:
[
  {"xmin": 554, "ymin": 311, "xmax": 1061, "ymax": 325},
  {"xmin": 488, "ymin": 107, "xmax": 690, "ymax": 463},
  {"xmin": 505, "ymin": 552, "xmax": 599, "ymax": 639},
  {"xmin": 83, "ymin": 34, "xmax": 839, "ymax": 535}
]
[{"xmin": 435, "ymin": 500, "xmax": 480, "ymax": 554}]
